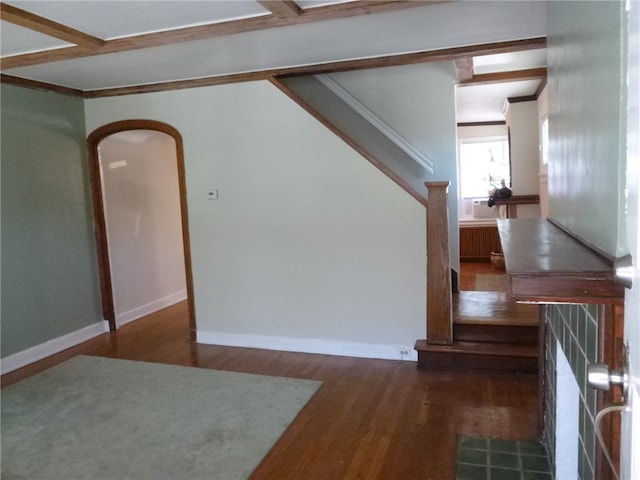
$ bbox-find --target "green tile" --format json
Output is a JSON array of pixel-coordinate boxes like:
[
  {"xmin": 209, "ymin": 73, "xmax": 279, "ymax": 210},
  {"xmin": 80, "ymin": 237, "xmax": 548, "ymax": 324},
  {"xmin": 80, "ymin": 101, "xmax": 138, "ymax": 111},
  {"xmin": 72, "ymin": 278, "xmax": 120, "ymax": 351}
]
[
  {"xmin": 518, "ymin": 442, "xmax": 546, "ymax": 456},
  {"xmin": 460, "ymin": 436, "xmax": 489, "ymax": 450},
  {"xmin": 489, "ymin": 438, "xmax": 518, "ymax": 453},
  {"xmin": 489, "ymin": 466, "xmax": 520, "ymax": 480},
  {"xmin": 570, "ymin": 338, "xmax": 579, "ymax": 374},
  {"xmin": 577, "ymin": 313, "xmax": 586, "ymax": 351},
  {"xmin": 577, "ymin": 355, "xmax": 586, "ymax": 393},
  {"xmin": 586, "ymin": 389, "xmax": 597, "ymax": 417},
  {"xmin": 582, "ymin": 461, "xmax": 595, "ymax": 480},
  {"xmin": 582, "ymin": 430, "xmax": 594, "ymax": 477},
  {"xmin": 521, "ymin": 454, "xmax": 550, "ymax": 472},
  {"xmin": 578, "ymin": 448, "xmax": 586, "ymax": 480},
  {"xmin": 586, "ymin": 319, "xmax": 597, "ymax": 363},
  {"xmin": 456, "ymin": 463, "xmax": 487, "ymax": 480},
  {"xmin": 459, "ymin": 448, "xmax": 488, "ymax": 466},
  {"xmin": 490, "ymin": 452, "xmax": 519, "ymax": 469},
  {"xmin": 585, "ymin": 304, "xmax": 598, "ymax": 320},
  {"xmin": 457, "ymin": 436, "xmax": 551, "ymax": 480},
  {"xmin": 523, "ymin": 472, "xmax": 552, "ymax": 480},
  {"xmin": 571, "ymin": 306, "xmax": 579, "ymax": 340}
]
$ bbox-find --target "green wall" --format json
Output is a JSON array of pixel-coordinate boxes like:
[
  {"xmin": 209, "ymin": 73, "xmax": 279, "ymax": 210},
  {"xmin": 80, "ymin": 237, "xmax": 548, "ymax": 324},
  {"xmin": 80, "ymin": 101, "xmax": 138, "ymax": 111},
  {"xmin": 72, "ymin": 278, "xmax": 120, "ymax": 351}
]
[
  {"xmin": 547, "ymin": 0, "xmax": 627, "ymax": 257},
  {"xmin": 1, "ymin": 84, "xmax": 103, "ymax": 358}
]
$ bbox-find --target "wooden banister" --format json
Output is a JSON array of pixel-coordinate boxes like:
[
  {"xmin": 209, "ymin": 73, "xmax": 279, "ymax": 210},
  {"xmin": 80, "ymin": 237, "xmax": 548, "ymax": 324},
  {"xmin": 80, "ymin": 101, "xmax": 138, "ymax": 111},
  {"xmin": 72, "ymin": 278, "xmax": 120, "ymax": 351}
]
[{"xmin": 425, "ymin": 181, "xmax": 453, "ymax": 345}]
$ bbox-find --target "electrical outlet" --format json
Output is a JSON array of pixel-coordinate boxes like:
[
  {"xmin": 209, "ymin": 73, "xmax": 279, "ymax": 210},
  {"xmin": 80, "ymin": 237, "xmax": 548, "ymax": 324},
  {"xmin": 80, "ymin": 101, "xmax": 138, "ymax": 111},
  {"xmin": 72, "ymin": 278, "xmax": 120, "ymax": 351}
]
[
  {"xmin": 399, "ymin": 348, "xmax": 410, "ymax": 357},
  {"xmin": 207, "ymin": 189, "xmax": 218, "ymax": 200}
]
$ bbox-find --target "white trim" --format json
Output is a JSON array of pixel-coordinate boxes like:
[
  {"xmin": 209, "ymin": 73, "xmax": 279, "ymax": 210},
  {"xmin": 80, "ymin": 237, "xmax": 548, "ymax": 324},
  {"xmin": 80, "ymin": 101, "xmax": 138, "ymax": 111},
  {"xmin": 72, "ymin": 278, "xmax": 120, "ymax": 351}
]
[
  {"xmin": 196, "ymin": 330, "xmax": 418, "ymax": 362},
  {"xmin": 116, "ymin": 290, "xmax": 187, "ymax": 327},
  {"xmin": 0, "ymin": 320, "xmax": 110, "ymax": 375},
  {"xmin": 315, "ymin": 74, "xmax": 434, "ymax": 174}
]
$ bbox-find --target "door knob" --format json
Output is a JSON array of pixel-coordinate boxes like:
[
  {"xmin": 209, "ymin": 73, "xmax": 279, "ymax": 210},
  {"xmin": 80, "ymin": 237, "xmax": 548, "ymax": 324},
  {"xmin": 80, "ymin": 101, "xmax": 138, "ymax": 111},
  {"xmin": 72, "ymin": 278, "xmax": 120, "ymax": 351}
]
[
  {"xmin": 588, "ymin": 364, "xmax": 627, "ymax": 389},
  {"xmin": 587, "ymin": 347, "xmax": 629, "ymax": 400},
  {"xmin": 614, "ymin": 253, "xmax": 633, "ymax": 289}
]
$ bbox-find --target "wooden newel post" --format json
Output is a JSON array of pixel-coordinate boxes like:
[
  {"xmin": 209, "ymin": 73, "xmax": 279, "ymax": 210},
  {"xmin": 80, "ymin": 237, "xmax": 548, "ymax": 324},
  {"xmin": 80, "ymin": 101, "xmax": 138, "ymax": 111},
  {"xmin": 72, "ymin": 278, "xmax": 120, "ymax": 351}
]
[{"xmin": 425, "ymin": 181, "xmax": 453, "ymax": 345}]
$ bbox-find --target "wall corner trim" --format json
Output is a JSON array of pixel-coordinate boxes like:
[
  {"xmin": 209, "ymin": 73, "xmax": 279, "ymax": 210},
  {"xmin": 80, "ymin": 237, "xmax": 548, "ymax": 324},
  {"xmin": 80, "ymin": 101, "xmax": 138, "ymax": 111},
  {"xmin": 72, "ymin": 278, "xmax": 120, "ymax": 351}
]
[
  {"xmin": 196, "ymin": 330, "xmax": 418, "ymax": 362},
  {"xmin": 0, "ymin": 321, "xmax": 110, "ymax": 375}
]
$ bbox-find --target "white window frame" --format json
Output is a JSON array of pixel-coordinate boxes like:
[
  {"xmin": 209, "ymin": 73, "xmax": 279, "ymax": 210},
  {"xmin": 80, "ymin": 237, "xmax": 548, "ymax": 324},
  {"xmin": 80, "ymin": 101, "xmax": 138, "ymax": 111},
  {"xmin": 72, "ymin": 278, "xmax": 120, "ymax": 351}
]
[
  {"xmin": 458, "ymin": 135, "xmax": 511, "ymax": 198},
  {"xmin": 457, "ymin": 135, "xmax": 511, "ymax": 221}
]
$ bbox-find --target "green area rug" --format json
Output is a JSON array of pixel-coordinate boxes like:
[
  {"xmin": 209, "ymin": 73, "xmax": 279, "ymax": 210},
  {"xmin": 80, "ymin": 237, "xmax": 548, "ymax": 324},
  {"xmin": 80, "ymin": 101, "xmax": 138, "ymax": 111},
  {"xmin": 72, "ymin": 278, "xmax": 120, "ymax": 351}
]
[{"xmin": 2, "ymin": 355, "xmax": 322, "ymax": 480}]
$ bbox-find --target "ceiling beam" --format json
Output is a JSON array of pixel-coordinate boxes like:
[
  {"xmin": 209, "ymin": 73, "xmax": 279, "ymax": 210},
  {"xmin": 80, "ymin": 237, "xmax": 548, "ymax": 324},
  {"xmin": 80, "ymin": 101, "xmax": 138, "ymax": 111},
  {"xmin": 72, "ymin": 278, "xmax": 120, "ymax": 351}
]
[
  {"xmin": 1, "ymin": 36, "xmax": 546, "ymax": 98},
  {"xmin": 0, "ymin": 73, "xmax": 85, "ymax": 97},
  {"xmin": 0, "ymin": 3, "xmax": 105, "ymax": 49},
  {"xmin": 258, "ymin": 1, "xmax": 302, "ymax": 18},
  {"xmin": 453, "ymin": 57, "xmax": 474, "ymax": 82},
  {"xmin": 278, "ymin": 38, "xmax": 546, "ymax": 76},
  {"xmin": 458, "ymin": 67, "xmax": 547, "ymax": 86},
  {"xmin": 80, "ymin": 37, "xmax": 547, "ymax": 98},
  {"xmin": 0, "ymin": 0, "xmax": 429, "ymax": 70}
]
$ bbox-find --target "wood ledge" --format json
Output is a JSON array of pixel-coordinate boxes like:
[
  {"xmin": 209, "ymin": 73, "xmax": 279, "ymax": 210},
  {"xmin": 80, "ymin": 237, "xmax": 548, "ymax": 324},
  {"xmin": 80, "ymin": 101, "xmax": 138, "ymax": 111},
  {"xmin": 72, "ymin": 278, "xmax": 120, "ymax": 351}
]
[
  {"xmin": 497, "ymin": 218, "xmax": 625, "ymax": 305},
  {"xmin": 493, "ymin": 194, "xmax": 540, "ymax": 206}
]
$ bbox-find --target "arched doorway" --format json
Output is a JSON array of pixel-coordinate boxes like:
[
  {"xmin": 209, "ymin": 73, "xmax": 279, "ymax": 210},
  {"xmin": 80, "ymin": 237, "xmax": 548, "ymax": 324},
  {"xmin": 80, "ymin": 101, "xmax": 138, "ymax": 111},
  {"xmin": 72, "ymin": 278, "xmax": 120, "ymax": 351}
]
[{"xmin": 87, "ymin": 120, "xmax": 195, "ymax": 338}]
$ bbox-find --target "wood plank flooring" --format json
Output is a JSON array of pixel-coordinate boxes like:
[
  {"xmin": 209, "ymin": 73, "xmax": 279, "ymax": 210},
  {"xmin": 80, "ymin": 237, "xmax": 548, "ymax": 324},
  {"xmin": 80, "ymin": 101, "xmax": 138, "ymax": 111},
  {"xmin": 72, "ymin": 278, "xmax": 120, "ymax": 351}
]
[
  {"xmin": 454, "ymin": 291, "xmax": 538, "ymax": 326},
  {"xmin": 459, "ymin": 260, "xmax": 507, "ymax": 292},
  {"xmin": 2, "ymin": 301, "xmax": 539, "ymax": 480}
]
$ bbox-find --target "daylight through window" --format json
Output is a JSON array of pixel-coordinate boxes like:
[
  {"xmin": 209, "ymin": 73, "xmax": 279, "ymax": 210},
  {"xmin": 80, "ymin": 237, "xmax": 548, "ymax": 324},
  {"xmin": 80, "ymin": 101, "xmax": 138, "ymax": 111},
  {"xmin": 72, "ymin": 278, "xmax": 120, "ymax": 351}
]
[{"xmin": 459, "ymin": 138, "xmax": 511, "ymax": 199}]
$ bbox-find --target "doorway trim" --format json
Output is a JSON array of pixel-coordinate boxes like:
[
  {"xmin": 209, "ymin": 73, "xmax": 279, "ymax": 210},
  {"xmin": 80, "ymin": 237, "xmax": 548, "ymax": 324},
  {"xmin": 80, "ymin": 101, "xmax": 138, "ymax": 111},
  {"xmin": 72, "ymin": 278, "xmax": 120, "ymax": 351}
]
[{"xmin": 87, "ymin": 120, "xmax": 196, "ymax": 339}]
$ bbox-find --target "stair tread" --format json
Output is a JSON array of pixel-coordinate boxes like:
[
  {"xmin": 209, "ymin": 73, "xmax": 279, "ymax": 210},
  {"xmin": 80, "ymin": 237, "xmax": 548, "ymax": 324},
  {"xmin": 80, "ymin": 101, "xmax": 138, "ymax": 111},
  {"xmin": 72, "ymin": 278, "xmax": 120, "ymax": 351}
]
[
  {"xmin": 453, "ymin": 291, "xmax": 539, "ymax": 326},
  {"xmin": 414, "ymin": 339, "xmax": 537, "ymax": 358},
  {"xmin": 417, "ymin": 288, "xmax": 539, "ymax": 373}
]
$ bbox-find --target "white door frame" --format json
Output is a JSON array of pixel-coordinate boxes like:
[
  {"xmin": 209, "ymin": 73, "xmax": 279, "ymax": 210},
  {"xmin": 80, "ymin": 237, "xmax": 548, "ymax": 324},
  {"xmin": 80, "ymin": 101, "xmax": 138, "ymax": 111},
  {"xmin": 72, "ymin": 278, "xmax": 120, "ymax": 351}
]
[{"xmin": 621, "ymin": 0, "xmax": 639, "ymax": 478}]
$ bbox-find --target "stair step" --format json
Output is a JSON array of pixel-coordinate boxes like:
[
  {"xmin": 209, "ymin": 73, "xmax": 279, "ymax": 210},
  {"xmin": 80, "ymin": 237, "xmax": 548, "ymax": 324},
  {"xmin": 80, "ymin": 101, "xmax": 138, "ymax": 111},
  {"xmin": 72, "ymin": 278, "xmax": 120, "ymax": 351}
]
[
  {"xmin": 453, "ymin": 324, "xmax": 538, "ymax": 345},
  {"xmin": 414, "ymin": 339, "xmax": 538, "ymax": 374},
  {"xmin": 454, "ymin": 291, "xmax": 539, "ymax": 326}
]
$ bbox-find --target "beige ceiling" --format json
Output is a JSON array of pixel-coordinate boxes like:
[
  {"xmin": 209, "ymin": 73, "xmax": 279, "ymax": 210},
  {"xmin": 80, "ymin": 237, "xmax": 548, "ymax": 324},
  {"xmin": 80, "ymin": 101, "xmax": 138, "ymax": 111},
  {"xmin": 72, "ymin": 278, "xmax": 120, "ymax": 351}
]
[{"xmin": 0, "ymin": 0, "xmax": 547, "ymax": 122}]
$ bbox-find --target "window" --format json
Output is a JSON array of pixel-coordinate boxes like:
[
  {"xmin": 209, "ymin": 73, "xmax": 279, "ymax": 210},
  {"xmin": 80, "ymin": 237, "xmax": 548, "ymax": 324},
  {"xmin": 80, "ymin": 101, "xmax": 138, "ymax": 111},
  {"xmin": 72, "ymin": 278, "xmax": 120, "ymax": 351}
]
[
  {"xmin": 459, "ymin": 137, "xmax": 511, "ymax": 199},
  {"xmin": 540, "ymin": 116, "xmax": 549, "ymax": 165}
]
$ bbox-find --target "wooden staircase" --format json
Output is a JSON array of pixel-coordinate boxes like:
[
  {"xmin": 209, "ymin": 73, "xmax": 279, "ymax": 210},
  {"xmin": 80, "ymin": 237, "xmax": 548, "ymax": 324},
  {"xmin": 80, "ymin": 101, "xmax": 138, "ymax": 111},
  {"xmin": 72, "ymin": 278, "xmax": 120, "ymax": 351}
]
[{"xmin": 415, "ymin": 291, "xmax": 540, "ymax": 373}]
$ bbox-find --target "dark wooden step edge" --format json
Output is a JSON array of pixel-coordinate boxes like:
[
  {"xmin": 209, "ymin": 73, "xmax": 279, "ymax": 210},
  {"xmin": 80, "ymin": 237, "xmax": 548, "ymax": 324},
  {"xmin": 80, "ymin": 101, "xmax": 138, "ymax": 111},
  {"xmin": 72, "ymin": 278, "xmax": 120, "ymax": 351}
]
[
  {"xmin": 414, "ymin": 340, "xmax": 537, "ymax": 357},
  {"xmin": 453, "ymin": 324, "xmax": 538, "ymax": 345},
  {"xmin": 414, "ymin": 340, "xmax": 538, "ymax": 373}
]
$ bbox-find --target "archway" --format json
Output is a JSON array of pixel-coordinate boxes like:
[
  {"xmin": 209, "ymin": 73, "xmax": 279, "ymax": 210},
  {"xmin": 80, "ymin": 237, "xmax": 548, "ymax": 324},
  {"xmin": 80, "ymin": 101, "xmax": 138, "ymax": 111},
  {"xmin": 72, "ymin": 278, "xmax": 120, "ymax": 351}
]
[{"xmin": 87, "ymin": 120, "xmax": 195, "ymax": 338}]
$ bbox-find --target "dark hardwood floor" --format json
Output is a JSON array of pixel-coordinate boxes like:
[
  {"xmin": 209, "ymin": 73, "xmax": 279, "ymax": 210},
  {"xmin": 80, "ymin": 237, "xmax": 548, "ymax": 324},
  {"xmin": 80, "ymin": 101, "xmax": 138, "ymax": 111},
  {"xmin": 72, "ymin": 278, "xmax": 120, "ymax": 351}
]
[
  {"xmin": 459, "ymin": 260, "xmax": 508, "ymax": 292},
  {"xmin": 2, "ymin": 298, "xmax": 538, "ymax": 480}
]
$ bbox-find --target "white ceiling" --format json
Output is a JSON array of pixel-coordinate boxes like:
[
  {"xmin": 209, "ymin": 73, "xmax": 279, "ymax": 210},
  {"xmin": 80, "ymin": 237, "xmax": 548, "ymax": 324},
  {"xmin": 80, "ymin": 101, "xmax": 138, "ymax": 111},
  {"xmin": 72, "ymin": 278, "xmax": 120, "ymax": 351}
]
[
  {"xmin": 3, "ymin": 1, "xmax": 271, "ymax": 46},
  {"xmin": 0, "ymin": 0, "xmax": 548, "ymax": 123},
  {"xmin": 456, "ymin": 78, "xmax": 542, "ymax": 124}
]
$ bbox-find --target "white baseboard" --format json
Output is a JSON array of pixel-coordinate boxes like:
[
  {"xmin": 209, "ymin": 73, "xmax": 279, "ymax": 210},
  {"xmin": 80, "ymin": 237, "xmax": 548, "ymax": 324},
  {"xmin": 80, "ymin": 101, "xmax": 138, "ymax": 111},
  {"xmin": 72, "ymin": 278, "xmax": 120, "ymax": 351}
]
[
  {"xmin": 0, "ymin": 320, "xmax": 110, "ymax": 375},
  {"xmin": 116, "ymin": 290, "xmax": 187, "ymax": 327},
  {"xmin": 196, "ymin": 330, "xmax": 418, "ymax": 362}
]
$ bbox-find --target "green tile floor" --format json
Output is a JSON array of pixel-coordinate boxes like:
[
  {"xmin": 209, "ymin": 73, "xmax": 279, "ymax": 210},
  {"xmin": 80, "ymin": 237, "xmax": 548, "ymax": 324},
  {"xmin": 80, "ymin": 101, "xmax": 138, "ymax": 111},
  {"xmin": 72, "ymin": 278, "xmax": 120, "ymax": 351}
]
[{"xmin": 456, "ymin": 435, "xmax": 552, "ymax": 480}]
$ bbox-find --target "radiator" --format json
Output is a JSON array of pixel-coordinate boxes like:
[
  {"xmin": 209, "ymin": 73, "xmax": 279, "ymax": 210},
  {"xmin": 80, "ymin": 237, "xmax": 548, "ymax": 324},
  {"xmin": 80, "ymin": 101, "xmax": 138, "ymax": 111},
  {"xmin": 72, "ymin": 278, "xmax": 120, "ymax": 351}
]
[{"xmin": 459, "ymin": 225, "xmax": 502, "ymax": 260}]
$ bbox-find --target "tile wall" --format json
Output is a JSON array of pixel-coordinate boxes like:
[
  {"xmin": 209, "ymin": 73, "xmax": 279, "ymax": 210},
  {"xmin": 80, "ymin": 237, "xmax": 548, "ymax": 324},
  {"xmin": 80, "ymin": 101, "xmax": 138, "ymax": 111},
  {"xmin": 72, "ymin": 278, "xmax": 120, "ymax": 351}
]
[{"xmin": 544, "ymin": 304, "xmax": 600, "ymax": 480}]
